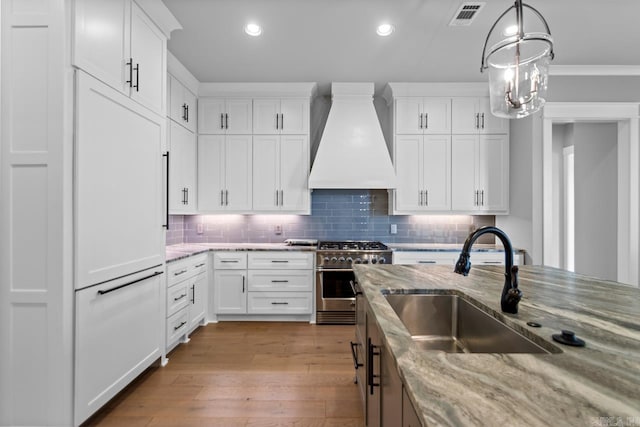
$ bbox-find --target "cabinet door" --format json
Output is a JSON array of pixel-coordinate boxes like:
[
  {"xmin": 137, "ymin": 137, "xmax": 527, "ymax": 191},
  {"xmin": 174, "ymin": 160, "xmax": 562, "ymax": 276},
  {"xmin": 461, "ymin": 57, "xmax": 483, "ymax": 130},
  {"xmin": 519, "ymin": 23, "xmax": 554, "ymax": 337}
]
[
  {"xmin": 422, "ymin": 135, "xmax": 451, "ymax": 211},
  {"xmin": 394, "ymin": 135, "xmax": 423, "ymax": 212},
  {"xmin": 188, "ymin": 272, "xmax": 207, "ymax": 330},
  {"xmin": 130, "ymin": 1, "xmax": 166, "ymax": 115},
  {"xmin": 403, "ymin": 389, "xmax": 423, "ymax": 427},
  {"xmin": 478, "ymin": 134, "xmax": 509, "ymax": 212},
  {"xmin": 75, "ymin": 72, "xmax": 164, "ymax": 289},
  {"xmin": 252, "ymin": 135, "xmax": 280, "ymax": 211},
  {"xmin": 366, "ymin": 311, "xmax": 381, "ymax": 427},
  {"xmin": 183, "ymin": 86, "xmax": 197, "ymax": 133},
  {"xmin": 226, "ymin": 99, "xmax": 253, "ymax": 134},
  {"xmin": 75, "ymin": 270, "xmax": 162, "ymax": 424},
  {"xmin": 168, "ymin": 74, "xmax": 185, "ymax": 124},
  {"xmin": 198, "ymin": 98, "xmax": 226, "ymax": 134},
  {"xmin": 169, "ymin": 121, "xmax": 196, "ymax": 213},
  {"xmin": 395, "ymin": 98, "xmax": 423, "ymax": 135},
  {"xmin": 422, "ymin": 97, "xmax": 451, "ymax": 134},
  {"xmin": 253, "ymin": 99, "xmax": 280, "ymax": 134},
  {"xmin": 451, "ymin": 97, "xmax": 480, "ymax": 134},
  {"xmin": 279, "ymin": 135, "xmax": 310, "ymax": 212},
  {"xmin": 73, "ymin": 0, "xmax": 131, "ymax": 96},
  {"xmin": 213, "ymin": 270, "xmax": 247, "ymax": 314},
  {"xmin": 478, "ymin": 97, "xmax": 509, "ymax": 134},
  {"xmin": 225, "ymin": 135, "xmax": 253, "ymax": 211},
  {"xmin": 197, "ymin": 135, "xmax": 225, "ymax": 211},
  {"xmin": 280, "ymin": 99, "xmax": 309, "ymax": 134},
  {"xmin": 451, "ymin": 135, "xmax": 478, "ymax": 211}
]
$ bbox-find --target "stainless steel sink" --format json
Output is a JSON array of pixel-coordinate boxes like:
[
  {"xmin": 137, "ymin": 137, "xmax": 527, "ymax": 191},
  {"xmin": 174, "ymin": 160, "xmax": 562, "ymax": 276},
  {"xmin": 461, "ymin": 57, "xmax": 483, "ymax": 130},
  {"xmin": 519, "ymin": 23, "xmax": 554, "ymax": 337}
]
[{"xmin": 384, "ymin": 292, "xmax": 559, "ymax": 354}]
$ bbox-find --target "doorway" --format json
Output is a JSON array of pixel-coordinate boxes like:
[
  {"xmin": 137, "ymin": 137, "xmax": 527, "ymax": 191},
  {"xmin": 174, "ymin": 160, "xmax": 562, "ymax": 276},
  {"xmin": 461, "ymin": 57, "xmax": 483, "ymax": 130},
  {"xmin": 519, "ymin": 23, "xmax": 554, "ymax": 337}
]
[{"xmin": 542, "ymin": 103, "xmax": 640, "ymax": 286}]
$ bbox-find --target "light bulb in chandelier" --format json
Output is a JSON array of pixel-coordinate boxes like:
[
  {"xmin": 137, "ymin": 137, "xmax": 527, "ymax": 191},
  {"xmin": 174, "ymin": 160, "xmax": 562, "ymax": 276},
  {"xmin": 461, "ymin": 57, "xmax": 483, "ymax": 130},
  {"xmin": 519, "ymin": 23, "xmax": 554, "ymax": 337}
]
[{"xmin": 481, "ymin": 0, "xmax": 554, "ymax": 119}]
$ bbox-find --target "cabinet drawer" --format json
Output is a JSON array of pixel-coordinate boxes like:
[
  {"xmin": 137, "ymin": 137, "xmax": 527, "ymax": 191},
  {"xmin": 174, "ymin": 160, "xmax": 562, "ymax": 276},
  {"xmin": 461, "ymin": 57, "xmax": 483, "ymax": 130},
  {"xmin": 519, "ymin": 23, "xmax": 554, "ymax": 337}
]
[
  {"xmin": 247, "ymin": 252, "xmax": 313, "ymax": 269},
  {"xmin": 247, "ymin": 270, "xmax": 313, "ymax": 292},
  {"xmin": 166, "ymin": 307, "xmax": 189, "ymax": 345},
  {"xmin": 167, "ymin": 281, "xmax": 190, "ymax": 317},
  {"xmin": 75, "ymin": 270, "xmax": 162, "ymax": 423},
  {"xmin": 247, "ymin": 292, "xmax": 312, "ymax": 314},
  {"xmin": 392, "ymin": 252, "xmax": 457, "ymax": 265},
  {"xmin": 213, "ymin": 252, "xmax": 248, "ymax": 269},
  {"xmin": 168, "ymin": 254, "xmax": 208, "ymax": 285}
]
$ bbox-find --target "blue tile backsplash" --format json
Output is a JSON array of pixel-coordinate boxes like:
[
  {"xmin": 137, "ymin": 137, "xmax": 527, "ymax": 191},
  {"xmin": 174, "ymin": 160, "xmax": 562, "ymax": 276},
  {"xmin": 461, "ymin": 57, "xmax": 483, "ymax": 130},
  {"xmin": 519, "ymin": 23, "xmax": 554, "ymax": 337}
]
[{"xmin": 166, "ymin": 190, "xmax": 494, "ymax": 245}]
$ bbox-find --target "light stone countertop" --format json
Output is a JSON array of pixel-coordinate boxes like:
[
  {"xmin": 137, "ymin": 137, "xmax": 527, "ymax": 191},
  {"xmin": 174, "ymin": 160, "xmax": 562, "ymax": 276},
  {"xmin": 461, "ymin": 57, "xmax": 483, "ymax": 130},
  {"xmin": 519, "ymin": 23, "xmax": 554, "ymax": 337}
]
[
  {"xmin": 165, "ymin": 242, "xmax": 316, "ymax": 263},
  {"xmin": 353, "ymin": 264, "xmax": 640, "ymax": 427},
  {"xmin": 166, "ymin": 242, "xmax": 525, "ymax": 263}
]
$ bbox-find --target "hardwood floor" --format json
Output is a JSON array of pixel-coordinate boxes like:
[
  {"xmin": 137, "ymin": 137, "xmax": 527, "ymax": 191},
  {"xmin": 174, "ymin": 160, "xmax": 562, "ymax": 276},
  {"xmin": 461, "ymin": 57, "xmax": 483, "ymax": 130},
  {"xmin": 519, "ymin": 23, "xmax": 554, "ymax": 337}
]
[{"xmin": 83, "ymin": 322, "xmax": 364, "ymax": 427}]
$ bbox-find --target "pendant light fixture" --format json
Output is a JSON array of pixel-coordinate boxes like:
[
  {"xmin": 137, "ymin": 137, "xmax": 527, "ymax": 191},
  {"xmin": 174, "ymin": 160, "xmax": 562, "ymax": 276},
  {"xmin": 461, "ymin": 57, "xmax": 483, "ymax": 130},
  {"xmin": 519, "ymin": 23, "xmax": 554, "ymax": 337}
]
[{"xmin": 480, "ymin": 0, "xmax": 554, "ymax": 119}]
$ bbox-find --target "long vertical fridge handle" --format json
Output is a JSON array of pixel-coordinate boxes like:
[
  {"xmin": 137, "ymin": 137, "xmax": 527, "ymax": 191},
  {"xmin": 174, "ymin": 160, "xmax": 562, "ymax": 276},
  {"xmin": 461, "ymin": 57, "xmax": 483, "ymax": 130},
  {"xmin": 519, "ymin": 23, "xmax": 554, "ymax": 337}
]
[{"xmin": 163, "ymin": 152, "xmax": 169, "ymax": 229}]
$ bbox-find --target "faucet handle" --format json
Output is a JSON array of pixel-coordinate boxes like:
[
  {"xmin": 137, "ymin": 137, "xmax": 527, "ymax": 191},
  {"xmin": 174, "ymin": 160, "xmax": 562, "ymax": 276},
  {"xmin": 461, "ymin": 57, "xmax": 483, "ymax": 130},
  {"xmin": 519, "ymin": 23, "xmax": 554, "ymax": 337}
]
[
  {"xmin": 454, "ymin": 252, "xmax": 471, "ymax": 276},
  {"xmin": 510, "ymin": 265, "xmax": 519, "ymax": 288}
]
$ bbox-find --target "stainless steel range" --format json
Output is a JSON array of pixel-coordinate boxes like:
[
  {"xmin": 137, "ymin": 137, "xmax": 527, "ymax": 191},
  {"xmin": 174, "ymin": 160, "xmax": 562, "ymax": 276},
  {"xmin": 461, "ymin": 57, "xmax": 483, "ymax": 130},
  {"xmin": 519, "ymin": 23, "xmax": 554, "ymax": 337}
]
[{"xmin": 315, "ymin": 241, "xmax": 391, "ymax": 324}]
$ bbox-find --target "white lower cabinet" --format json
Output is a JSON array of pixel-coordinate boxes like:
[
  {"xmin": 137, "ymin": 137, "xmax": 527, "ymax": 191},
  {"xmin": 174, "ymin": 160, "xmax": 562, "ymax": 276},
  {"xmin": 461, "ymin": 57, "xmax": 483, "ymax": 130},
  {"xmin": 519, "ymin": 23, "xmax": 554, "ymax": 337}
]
[
  {"xmin": 75, "ymin": 269, "xmax": 163, "ymax": 425},
  {"xmin": 213, "ymin": 251, "xmax": 314, "ymax": 318},
  {"xmin": 165, "ymin": 254, "xmax": 208, "ymax": 352},
  {"xmin": 393, "ymin": 251, "xmax": 523, "ymax": 266}
]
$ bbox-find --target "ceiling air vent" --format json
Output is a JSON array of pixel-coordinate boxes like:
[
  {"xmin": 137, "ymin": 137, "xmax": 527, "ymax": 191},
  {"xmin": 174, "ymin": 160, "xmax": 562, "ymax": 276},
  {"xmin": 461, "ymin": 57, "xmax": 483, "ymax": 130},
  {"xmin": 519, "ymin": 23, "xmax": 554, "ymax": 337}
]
[{"xmin": 449, "ymin": 2, "xmax": 486, "ymax": 26}]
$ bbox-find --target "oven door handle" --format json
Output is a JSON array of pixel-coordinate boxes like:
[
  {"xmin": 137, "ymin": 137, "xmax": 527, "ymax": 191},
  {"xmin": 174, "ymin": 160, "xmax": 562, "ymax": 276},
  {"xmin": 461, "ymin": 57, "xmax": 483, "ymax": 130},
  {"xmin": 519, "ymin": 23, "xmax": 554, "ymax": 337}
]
[
  {"xmin": 349, "ymin": 280, "xmax": 362, "ymax": 296},
  {"xmin": 316, "ymin": 268, "xmax": 355, "ymax": 272}
]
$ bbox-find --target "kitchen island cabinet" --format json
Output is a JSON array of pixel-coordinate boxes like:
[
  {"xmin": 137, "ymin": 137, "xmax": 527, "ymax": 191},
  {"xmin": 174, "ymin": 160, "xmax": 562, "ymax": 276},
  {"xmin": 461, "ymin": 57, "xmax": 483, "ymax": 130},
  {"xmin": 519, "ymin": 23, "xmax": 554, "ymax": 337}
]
[{"xmin": 353, "ymin": 264, "xmax": 640, "ymax": 427}]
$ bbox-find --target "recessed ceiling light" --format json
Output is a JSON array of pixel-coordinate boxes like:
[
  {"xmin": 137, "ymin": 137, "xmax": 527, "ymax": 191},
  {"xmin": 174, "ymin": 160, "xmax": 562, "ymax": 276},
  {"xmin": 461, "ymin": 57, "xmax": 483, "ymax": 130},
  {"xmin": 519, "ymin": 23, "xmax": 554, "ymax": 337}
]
[
  {"xmin": 376, "ymin": 23, "xmax": 394, "ymax": 37},
  {"xmin": 245, "ymin": 23, "xmax": 262, "ymax": 36}
]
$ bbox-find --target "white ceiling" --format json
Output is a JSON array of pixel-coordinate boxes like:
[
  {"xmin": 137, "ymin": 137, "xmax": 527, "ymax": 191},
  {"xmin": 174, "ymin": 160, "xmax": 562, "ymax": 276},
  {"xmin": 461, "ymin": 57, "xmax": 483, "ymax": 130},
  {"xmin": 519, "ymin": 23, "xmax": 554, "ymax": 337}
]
[{"xmin": 162, "ymin": 0, "xmax": 640, "ymax": 95}]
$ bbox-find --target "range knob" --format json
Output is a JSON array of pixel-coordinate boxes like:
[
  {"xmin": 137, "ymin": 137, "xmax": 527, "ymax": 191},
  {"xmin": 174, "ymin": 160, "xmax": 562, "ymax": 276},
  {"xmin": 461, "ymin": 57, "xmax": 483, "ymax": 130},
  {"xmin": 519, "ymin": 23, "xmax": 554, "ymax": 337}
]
[
  {"xmin": 346, "ymin": 257, "xmax": 353, "ymax": 264},
  {"xmin": 378, "ymin": 257, "xmax": 386, "ymax": 264},
  {"xmin": 338, "ymin": 257, "xmax": 346, "ymax": 263},
  {"xmin": 362, "ymin": 258, "xmax": 370, "ymax": 264},
  {"xmin": 354, "ymin": 258, "xmax": 362, "ymax": 264},
  {"xmin": 371, "ymin": 257, "xmax": 378, "ymax": 264},
  {"xmin": 323, "ymin": 256, "xmax": 330, "ymax": 263},
  {"xmin": 330, "ymin": 257, "xmax": 338, "ymax": 263}
]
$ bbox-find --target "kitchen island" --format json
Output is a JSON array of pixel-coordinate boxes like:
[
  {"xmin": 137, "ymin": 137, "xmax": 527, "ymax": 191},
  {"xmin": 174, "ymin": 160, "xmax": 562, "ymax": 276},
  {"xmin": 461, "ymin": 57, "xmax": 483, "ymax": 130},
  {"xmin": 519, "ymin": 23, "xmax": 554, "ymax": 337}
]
[{"xmin": 353, "ymin": 264, "xmax": 640, "ymax": 426}]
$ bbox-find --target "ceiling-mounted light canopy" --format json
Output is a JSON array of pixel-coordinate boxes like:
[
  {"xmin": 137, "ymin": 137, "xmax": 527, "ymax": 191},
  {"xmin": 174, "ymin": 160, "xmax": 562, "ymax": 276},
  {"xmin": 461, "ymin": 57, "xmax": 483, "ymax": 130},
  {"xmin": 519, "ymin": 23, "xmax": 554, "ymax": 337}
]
[{"xmin": 481, "ymin": 0, "xmax": 554, "ymax": 119}]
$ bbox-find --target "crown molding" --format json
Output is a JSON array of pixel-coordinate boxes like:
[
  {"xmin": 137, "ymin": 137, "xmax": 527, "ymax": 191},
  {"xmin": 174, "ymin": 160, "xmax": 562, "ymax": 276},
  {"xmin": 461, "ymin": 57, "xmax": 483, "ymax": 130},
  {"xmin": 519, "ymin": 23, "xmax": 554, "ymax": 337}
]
[{"xmin": 550, "ymin": 65, "xmax": 640, "ymax": 76}]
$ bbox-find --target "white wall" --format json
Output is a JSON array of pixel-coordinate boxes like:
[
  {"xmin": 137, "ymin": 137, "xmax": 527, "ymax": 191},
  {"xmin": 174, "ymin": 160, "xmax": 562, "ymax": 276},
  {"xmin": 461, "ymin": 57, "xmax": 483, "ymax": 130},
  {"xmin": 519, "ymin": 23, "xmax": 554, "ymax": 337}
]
[{"xmin": 573, "ymin": 123, "xmax": 619, "ymax": 281}]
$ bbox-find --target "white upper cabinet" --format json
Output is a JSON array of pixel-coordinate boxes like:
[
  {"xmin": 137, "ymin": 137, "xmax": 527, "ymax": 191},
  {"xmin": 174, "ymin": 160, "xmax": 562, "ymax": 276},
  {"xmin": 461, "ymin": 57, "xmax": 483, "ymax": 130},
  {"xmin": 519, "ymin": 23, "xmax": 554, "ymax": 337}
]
[
  {"xmin": 253, "ymin": 135, "xmax": 310, "ymax": 213},
  {"xmin": 74, "ymin": 0, "xmax": 167, "ymax": 115},
  {"xmin": 168, "ymin": 74, "xmax": 197, "ymax": 133},
  {"xmin": 451, "ymin": 134, "xmax": 509, "ymax": 213},
  {"xmin": 253, "ymin": 99, "xmax": 309, "ymax": 135},
  {"xmin": 168, "ymin": 121, "xmax": 197, "ymax": 213},
  {"xmin": 395, "ymin": 97, "xmax": 451, "ymax": 135},
  {"xmin": 198, "ymin": 134, "xmax": 253, "ymax": 212},
  {"xmin": 198, "ymin": 98, "xmax": 253, "ymax": 134},
  {"xmin": 394, "ymin": 134, "xmax": 451, "ymax": 213},
  {"xmin": 451, "ymin": 97, "xmax": 509, "ymax": 134}
]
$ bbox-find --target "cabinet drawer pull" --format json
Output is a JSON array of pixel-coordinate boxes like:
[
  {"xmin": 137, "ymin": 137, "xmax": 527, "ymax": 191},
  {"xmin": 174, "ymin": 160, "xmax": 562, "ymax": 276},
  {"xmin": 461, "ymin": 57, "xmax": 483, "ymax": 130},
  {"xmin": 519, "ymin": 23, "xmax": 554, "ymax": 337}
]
[
  {"xmin": 271, "ymin": 280, "xmax": 289, "ymax": 283},
  {"xmin": 174, "ymin": 321, "xmax": 187, "ymax": 331},
  {"xmin": 220, "ymin": 113, "xmax": 224, "ymax": 129},
  {"xmin": 481, "ymin": 112, "xmax": 485, "ymax": 129},
  {"xmin": 271, "ymin": 302, "xmax": 289, "ymax": 305},
  {"xmin": 271, "ymin": 260, "xmax": 289, "ymax": 263},
  {"xmin": 133, "ymin": 63, "xmax": 139, "ymax": 92},
  {"xmin": 481, "ymin": 261, "xmax": 502, "ymax": 264},
  {"xmin": 195, "ymin": 263, "xmax": 206, "ymax": 268},
  {"xmin": 242, "ymin": 275, "xmax": 245, "ymax": 293},
  {"xmin": 174, "ymin": 269, "xmax": 188, "ymax": 276},
  {"xmin": 185, "ymin": 104, "xmax": 189, "ymax": 122},
  {"xmin": 191, "ymin": 284, "xmax": 195, "ymax": 304},
  {"xmin": 163, "ymin": 152, "xmax": 169, "ymax": 229},
  {"xmin": 220, "ymin": 260, "xmax": 239, "ymax": 263},
  {"xmin": 97, "ymin": 270, "xmax": 163, "ymax": 295},
  {"xmin": 367, "ymin": 337, "xmax": 380, "ymax": 394},
  {"xmin": 125, "ymin": 58, "xmax": 133, "ymax": 88},
  {"xmin": 225, "ymin": 113, "xmax": 229, "ymax": 129},
  {"xmin": 350, "ymin": 341, "xmax": 363, "ymax": 369},
  {"xmin": 174, "ymin": 293, "xmax": 186, "ymax": 301},
  {"xmin": 418, "ymin": 260, "xmax": 436, "ymax": 264}
]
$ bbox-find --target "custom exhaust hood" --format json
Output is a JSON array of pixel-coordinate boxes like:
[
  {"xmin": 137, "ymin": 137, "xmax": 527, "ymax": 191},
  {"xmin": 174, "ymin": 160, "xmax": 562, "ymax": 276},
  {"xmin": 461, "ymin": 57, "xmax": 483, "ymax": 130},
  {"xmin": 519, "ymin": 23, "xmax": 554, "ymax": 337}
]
[{"xmin": 308, "ymin": 82, "xmax": 396, "ymax": 189}]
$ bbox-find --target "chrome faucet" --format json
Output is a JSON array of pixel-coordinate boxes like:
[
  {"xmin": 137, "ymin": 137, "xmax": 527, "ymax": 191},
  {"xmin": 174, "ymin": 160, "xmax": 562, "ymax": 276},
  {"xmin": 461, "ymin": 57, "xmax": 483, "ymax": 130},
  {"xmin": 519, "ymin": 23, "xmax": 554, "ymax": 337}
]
[{"xmin": 454, "ymin": 226, "xmax": 522, "ymax": 314}]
